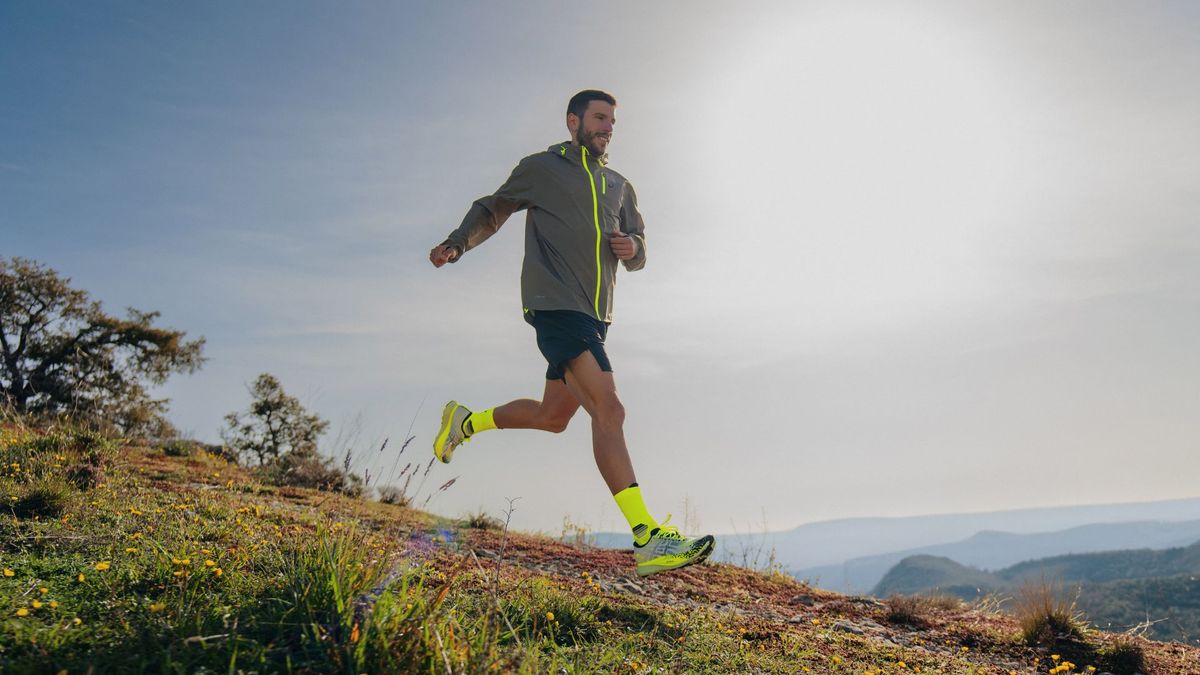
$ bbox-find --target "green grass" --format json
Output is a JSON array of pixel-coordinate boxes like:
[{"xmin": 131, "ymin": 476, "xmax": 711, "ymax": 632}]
[
  {"xmin": 2, "ymin": 424, "xmax": 755, "ymax": 673},
  {"xmin": 3, "ymin": 423, "xmax": 1185, "ymax": 674}
]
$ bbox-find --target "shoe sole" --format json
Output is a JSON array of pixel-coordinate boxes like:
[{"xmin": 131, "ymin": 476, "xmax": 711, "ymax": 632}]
[
  {"xmin": 636, "ymin": 535, "xmax": 716, "ymax": 577},
  {"xmin": 433, "ymin": 401, "xmax": 460, "ymax": 464}
]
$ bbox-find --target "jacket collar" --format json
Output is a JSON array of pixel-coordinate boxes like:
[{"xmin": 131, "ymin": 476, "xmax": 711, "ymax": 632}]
[{"xmin": 549, "ymin": 141, "xmax": 608, "ymax": 167}]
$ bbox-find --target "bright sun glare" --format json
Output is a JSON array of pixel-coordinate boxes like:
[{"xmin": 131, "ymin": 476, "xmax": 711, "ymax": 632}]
[{"xmin": 692, "ymin": 6, "xmax": 1032, "ymax": 335}]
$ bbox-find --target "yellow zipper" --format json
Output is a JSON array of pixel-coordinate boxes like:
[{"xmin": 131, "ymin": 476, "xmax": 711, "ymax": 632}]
[{"xmin": 581, "ymin": 147, "xmax": 602, "ymax": 320}]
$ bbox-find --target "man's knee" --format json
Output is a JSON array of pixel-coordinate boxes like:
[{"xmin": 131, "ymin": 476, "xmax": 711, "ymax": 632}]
[
  {"xmin": 591, "ymin": 396, "xmax": 625, "ymax": 431},
  {"xmin": 538, "ymin": 404, "xmax": 576, "ymax": 433}
]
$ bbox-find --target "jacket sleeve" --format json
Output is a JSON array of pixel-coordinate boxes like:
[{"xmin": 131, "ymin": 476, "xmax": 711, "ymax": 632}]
[
  {"xmin": 619, "ymin": 181, "xmax": 647, "ymax": 272},
  {"xmin": 441, "ymin": 157, "xmax": 538, "ymax": 261}
]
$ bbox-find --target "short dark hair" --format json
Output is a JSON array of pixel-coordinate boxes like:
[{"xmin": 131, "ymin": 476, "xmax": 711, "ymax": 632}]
[{"xmin": 567, "ymin": 89, "xmax": 617, "ymax": 119}]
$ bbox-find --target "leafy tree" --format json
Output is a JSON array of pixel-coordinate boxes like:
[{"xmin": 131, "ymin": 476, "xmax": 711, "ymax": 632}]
[
  {"xmin": 222, "ymin": 373, "xmax": 329, "ymax": 466},
  {"xmin": 0, "ymin": 256, "xmax": 205, "ymax": 434}
]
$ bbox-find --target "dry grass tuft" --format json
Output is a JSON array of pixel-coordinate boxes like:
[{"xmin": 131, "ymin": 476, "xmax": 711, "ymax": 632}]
[
  {"xmin": 1012, "ymin": 578, "xmax": 1086, "ymax": 646},
  {"xmin": 461, "ymin": 510, "xmax": 502, "ymax": 530},
  {"xmin": 884, "ymin": 593, "xmax": 961, "ymax": 626},
  {"xmin": 1097, "ymin": 638, "xmax": 1146, "ymax": 675},
  {"xmin": 10, "ymin": 478, "xmax": 73, "ymax": 518}
]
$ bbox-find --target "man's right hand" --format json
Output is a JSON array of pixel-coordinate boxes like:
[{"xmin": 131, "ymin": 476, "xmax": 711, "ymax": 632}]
[{"xmin": 429, "ymin": 244, "xmax": 461, "ymax": 268}]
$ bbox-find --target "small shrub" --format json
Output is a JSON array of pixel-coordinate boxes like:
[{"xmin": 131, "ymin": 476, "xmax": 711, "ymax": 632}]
[
  {"xmin": 68, "ymin": 428, "xmax": 114, "ymax": 454},
  {"xmin": 26, "ymin": 432, "xmax": 68, "ymax": 454},
  {"xmin": 1013, "ymin": 579, "xmax": 1086, "ymax": 646},
  {"xmin": 560, "ymin": 514, "xmax": 596, "ymax": 547},
  {"xmin": 259, "ymin": 448, "xmax": 364, "ymax": 497},
  {"xmin": 10, "ymin": 479, "xmax": 73, "ymax": 518},
  {"xmin": 1097, "ymin": 638, "xmax": 1146, "ymax": 675},
  {"xmin": 461, "ymin": 510, "xmax": 501, "ymax": 530},
  {"xmin": 882, "ymin": 593, "xmax": 961, "ymax": 626},
  {"xmin": 161, "ymin": 440, "xmax": 195, "ymax": 457},
  {"xmin": 926, "ymin": 593, "xmax": 964, "ymax": 611},
  {"xmin": 64, "ymin": 462, "xmax": 105, "ymax": 490},
  {"xmin": 378, "ymin": 485, "xmax": 411, "ymax": 507},
  {"xmin": 884, "ymin": 595, "xmax": 931, "ymax": 627}
]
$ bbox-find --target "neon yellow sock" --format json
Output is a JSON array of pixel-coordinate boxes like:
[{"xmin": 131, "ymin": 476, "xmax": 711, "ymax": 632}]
[
  {"xmin": 614, "ymin": 484, "xmax": 659, "ymax": 546},
  {"xmin": 465, "ymin": 408, "xmax": 497, "ymax": 435}
]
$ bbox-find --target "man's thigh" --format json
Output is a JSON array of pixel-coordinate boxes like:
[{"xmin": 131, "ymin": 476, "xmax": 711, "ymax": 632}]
[
  {"xmin": 562, "ymin": 350, "xmax": 620, "ymax": 416},
  {"xmin": 540, "ymin": 377, "xmax": 582, "ymax": 418}
]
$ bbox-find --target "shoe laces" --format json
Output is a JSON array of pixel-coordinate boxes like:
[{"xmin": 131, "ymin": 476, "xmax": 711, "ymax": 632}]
[{"xmin": 655, "ymin": 514, "xmax": 684, "ymax": 540}]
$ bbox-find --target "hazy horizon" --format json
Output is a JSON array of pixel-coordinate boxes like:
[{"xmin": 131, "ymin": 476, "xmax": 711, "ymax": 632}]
[{"xmin": 4, "ymin": 1, "xmax": 1198, "ymax": 536}]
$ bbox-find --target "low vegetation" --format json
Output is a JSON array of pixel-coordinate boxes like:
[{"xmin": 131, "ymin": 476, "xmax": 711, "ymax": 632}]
[{"xmin": 3, "ymin": 423, "xmax": 1197, "ymax": 673}]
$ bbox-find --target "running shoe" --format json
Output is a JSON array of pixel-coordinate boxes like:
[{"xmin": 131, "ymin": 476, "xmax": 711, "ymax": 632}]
[
  {"xmin": 633, "ymin": 517, "xmax": 715, "ymax": 577},
  {"xmin": 433, "ymin": 401, "xmax": 471, "ymax": 463}
]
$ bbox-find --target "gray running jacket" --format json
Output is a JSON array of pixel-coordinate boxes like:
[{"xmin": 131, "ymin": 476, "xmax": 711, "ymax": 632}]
[{"xmin": 441, "ymin": 142, "xmax": 647, "ymax": 323}]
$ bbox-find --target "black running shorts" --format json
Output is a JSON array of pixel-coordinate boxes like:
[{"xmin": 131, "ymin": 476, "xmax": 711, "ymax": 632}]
[{"xmin": 523, "ymin": 309, "xmax": 612, "ymax": 381}]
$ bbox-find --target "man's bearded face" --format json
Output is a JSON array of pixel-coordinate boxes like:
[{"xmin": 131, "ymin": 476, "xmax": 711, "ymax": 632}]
[{"xmin": 573, "ymin": 101, "xmax": 615, "ymax": 156}]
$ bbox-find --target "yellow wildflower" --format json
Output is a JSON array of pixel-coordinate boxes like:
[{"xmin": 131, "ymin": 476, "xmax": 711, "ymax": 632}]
[
  {"xmin": 546, "ymin": 611, "xmax": 555, "ymax": 621},
  {"xmin": 204, "ymin": 559, "xmax": 215, "ymax": 567},
  {"xmin": 94, "ymin": 561, "xmax": 111, "ymax": 571},
  {"xmin": 3, "ymin": 568, "xmax": 13, "ymax": 577},
  {"xmin": 31, "ymin": 600, "xmax": 42, "ymax": 608},
  {"xmin": 73, "ymin": 617, "xmax": 81, "ymax": 625},
  {"xmin": 16, "ymin": 608, "xmax": 29, "ymax": 617},
  {"xmin": 77, "ymin": 573, "xmax": 85, "ymax": 582},
  {"xmin": 213, "ymin": 568, "xmax": 223, "ymax": 576},
  {"xmin": 1051, "ymin": 655, "xmax": 1060, "ymax": 662},
  {"xmin": 49, "ymin": 600, "xmax": 58, "ymax": 608},
  {"xmin": 39, "ymin": 587, "xmax": 48, "ymax": 594},
  {"xmin": 149, "ymin": 602, "xmax": 165, "ymax": 613}
]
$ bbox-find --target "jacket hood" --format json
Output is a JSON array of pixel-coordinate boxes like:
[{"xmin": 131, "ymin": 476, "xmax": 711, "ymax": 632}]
[{"xmin": 548, "ymin": 141, "xmax": 609, "ymax": 167}]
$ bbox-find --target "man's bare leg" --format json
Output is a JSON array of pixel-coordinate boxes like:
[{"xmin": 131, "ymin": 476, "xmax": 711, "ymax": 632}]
[
  {"xmin": 561, "ymin": 350, "xmax": 636, "ymax": 494},
  {"xmin": 492, "ymin": 378, "xmax": 581, "ymax": 433}
]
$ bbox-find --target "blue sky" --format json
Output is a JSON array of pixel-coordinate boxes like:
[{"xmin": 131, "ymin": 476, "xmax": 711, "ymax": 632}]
[{"xmin": 3, "ymin": 1, "xmax": 1198, "ymax": 536}]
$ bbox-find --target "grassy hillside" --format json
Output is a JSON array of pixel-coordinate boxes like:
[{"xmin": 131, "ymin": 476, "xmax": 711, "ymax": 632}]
[
  {"xmin": 874, "ymin": 542, "xmax": 1200, "ymax": 646},
  {"xmin": 999, "ymin": 542, "xmax": 1200, "ymax": 586},
  {"xmin": 3, "ymin": 425, "xmax": 1199, "ymax": 674},
  {"xmin": 872, "ymin": 556, "xmax": 1004, "ymax": 599},
  {"xmin": 1078, "ymin": 575, "xmax": 1200, "ymax": 645}
]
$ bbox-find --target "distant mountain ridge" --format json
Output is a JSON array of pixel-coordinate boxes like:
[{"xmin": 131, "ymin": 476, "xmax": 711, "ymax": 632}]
[
  {"xmin": 792, "ymin": 519, "xmax": 1200, "ymax": 594},
  {"xmin": 873, "ymin": 541, "xmax": 1200, "ymax": 644}
]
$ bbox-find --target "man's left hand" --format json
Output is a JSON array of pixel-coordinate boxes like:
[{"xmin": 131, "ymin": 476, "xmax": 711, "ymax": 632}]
[{"xmin": 609, "ymin": 233, "xmax": 637, "ymax": 261}]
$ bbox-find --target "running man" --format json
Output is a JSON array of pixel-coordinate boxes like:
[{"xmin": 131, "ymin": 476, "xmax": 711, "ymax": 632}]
[{"xmin": 428, "ymin": 89, "xmax": 714, "ymax": 576}]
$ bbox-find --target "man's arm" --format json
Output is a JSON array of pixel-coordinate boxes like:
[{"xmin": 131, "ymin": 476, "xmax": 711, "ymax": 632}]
[
  {"xmin": 616, "ymin": 181, "xmax": 647, "ymax": 272},
  {"xmin": 430, "ymin": 157, "xmax": 537, "ymax": 267}
]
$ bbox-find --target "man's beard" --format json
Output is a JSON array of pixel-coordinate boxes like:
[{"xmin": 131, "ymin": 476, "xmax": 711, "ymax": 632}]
[{"xmin": 576, "ymin": 127, "xmax": 609, "ymax": 158}]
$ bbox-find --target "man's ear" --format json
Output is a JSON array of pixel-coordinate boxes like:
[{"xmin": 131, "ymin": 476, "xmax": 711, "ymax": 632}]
[{"xmin": 566, "ymin": 112, "xmax": 579, "ymax": 135}]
